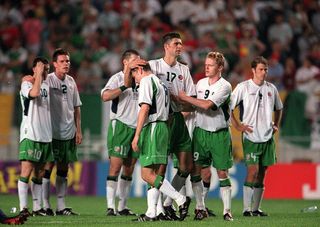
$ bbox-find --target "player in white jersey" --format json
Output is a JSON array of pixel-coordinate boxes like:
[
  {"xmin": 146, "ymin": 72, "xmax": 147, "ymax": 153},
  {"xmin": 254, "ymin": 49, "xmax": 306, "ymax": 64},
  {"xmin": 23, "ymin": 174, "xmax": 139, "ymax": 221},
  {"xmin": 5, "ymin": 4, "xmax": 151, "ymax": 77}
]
[
  {"xmin": 101, "ymin": 49, "xmax": 146, "ymax": 216},
  {"xmin": 149, "ymin": 32, "xmax": 195, "ymax": 219},
  {"xmin": 131, "ymin": 62, "xmax": 191, "ymax": 222},
  {"xmin": 18, "ymin": 57, "xmax": 52, "ymax": 218},
  {"xmin": 230, "ymin": 56, "xmax": 283, "ymax": 217},
  {"xmin": 179, "ymin": 52, "xmax": 234, "ymax": 221},
  {"xmin": 41, "ymin": 48, "xmax": 82, "ymax": 216}
]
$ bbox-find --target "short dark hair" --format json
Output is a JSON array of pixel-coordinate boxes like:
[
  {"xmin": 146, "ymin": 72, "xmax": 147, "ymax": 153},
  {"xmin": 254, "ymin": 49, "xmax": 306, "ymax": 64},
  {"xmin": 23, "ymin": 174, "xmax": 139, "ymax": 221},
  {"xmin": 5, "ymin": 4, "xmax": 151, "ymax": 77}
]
[
  {"xmin": 141, "ymin": 63, "xmax": 152, "ymax": 72},
  {"xmin": 121, "ymin": 49, "xmax": 140, "ymax": 62},
  {"xmin": 52, "ymin": 48, "xmax": 70, "ymax": 62},
  {"xmin": 32, "ymin": 56, "xmax": 49, "ymax": 67},
  {"xmin": 251, "ymin": 56, "xmax": 268, "ymax": 69},
  {"xmin": 162, "ymin": 32, "xmax": 181, "ymax": 45}
]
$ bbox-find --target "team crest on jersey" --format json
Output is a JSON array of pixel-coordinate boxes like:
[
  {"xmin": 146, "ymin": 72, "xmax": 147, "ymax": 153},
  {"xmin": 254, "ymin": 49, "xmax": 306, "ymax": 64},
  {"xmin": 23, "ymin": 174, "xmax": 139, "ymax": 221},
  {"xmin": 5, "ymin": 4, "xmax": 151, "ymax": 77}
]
[
  {"xmin": 27, "ymin": 149, "xmax": 33, "ymax": 156},
  {"xmin": 268, "ymin": 92, "xmax": 272, "ymax": 97},
  {"xmin": 178, "ymin": 75, "xmax": 183, "ymax": 80},
  {"xmin": 114, "ymin": 146, "xmax": 121, "ymax": 152}
]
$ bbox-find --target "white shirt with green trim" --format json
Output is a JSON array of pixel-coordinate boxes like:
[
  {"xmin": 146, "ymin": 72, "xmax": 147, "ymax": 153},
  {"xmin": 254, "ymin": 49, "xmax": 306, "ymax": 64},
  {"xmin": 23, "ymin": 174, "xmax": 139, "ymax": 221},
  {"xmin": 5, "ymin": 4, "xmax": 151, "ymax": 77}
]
[
  {"xmin": 149, "ymin": 58, "xmax": 196, "ymax": 112},
  {"xmin": 100, "ymin": 71, "xmax": 138, "ymax": 128},
  {"xmin": 47, "ymin": 72, "xmax": 82, "ymax": 140},
  {"xmin": 230, "ymin": 79, "xmax": 283, "ymax": 143},
  {"xmin": 20, "ymin": 80, "xmax": 52, "ymax": 142},
  {"xmin": 138, "ymin": 74, "xmax": 169, "ymax": 125},
  {"xmin": 195, "ymin": 77, "xmax": 232, "ymax": 132}
]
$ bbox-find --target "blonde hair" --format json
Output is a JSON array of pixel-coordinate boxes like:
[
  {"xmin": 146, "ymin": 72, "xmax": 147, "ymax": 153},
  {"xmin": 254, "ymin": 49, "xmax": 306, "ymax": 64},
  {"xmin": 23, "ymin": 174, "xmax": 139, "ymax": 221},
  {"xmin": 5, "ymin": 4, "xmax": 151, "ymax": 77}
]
[{"xmin": 206, "ymin": 51, "xmax": 225, "ymax": 67}]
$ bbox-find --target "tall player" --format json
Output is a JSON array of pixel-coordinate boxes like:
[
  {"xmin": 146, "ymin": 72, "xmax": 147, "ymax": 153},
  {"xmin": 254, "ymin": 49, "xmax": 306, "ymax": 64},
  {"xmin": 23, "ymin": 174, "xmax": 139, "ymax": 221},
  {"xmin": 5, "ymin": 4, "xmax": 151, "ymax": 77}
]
[
  {"xmin": 131, "ymin": 63, "xmax": 191, "ymax": 222},
  {"xmin": 42, "ymin": 48, "xmax": 82, "ymax": 215},
  {"xmin": 149, "ymin": 32, "xmax": 195, "ymax": 219},
  {"xmin": 18, "ymin": 57, "xmax": 52, "ymax": 217},
  {"xmin": 101, "ymin": 49, "xmax": 146, "ymax": 216},
  {"xmin": 230, "ymin": 56, "xmax": 283, "ymax": 217},
  {"xmin": 178, "ymin": 51, "xmax": 234, "ymax": 221}
]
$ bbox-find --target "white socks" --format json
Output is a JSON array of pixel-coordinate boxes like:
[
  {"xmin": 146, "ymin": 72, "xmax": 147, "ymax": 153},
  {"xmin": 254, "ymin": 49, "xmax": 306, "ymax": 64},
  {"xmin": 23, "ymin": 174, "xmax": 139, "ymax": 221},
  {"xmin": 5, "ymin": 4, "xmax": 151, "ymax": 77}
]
[
  {"xmin": 252, "ymin": 187, "xmax": 264, "ymax": 211},
  {"xmin": 146, "ymin": 187, "xmax": 159, "ymax": 218},
  {"xmin": 117, "ymin": 178, "xmax": 131, "ymax": 211},
  {"xmin": 243, "ymin": 185, "xmax": 254, "ymax": 212},
  {"xmin": 159, "ymin": 179, "xmax": 185, "ymax": 207},
  {"xmin": 163, "ymin": 173, "xmax": 186, "ymax": 207},
  {"xmin": 220, "ymin": 186, "xmax": 232, "ymax": 214},
  {"xmin": 42, "ymin": 177, "xmax": 51, "ymax": 209},
  {"xmin": 192, "ymin": 181, "xmax": 205, "ymax": 210},
  {"xmin": 106, "ymin": 179, "xmax": 117, "ymax": 210},
  {"xmin": 18, "ymin": 180, "xmax": 28, "ymax": 211},
  {"xmin": 31, "ymin": 180, "xmax": 42, "ymax": 211}
]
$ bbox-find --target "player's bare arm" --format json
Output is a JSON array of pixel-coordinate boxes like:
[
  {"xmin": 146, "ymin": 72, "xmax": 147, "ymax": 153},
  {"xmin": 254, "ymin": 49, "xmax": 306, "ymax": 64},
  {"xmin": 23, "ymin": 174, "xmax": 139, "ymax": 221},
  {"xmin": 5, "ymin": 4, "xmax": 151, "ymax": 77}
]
[
  {"xmin": 28, "ymin": 62, "xmax": 45, "ymax": 98},
  {"xmin": 131, "ymin": 103, "xmax": 150, "ymax": 152},
  {"xmin": 230, "ymin": 111, "xmax": 253, "ymax": 133},
  {"xmin": 178, "ymin": 90, "xmax": 215, "ymax": 110},
  {"xmin": 74, "ymin": 106, "xmax": 82, "ymax": 144},
  {"xmin": 272, "ymin": 109, "xmax": 283, "ymax": 134}
]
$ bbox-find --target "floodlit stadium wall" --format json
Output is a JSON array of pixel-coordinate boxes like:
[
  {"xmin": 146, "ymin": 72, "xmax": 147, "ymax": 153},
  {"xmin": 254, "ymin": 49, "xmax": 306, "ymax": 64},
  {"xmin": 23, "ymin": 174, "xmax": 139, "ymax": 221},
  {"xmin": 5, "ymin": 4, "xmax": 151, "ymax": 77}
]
[{"xmin": 0, "ymin": 161, "xmax": 319, "ymax": 199}]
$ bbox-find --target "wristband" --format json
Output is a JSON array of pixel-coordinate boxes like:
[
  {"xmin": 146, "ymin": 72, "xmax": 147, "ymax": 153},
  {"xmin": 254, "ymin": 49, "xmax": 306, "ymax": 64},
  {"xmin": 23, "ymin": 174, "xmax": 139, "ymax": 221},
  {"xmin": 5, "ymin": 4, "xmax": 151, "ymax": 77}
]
[{"xmin": 120, "ymin": 85, "xmax": 127, "ymax": 92}]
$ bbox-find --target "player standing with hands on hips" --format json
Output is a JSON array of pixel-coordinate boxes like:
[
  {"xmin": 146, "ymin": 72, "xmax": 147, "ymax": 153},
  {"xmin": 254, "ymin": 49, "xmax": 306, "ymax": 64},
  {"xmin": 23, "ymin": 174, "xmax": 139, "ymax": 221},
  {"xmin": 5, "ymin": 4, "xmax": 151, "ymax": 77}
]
[{"xmin": 230, "ymin": 56, "xmax": 283, "ymax": 217}]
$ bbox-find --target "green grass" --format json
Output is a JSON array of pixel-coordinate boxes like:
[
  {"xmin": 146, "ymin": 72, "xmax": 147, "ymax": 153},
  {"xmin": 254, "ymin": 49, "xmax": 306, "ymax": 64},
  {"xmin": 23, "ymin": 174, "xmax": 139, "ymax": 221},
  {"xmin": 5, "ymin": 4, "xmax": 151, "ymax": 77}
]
[{"xmin": 0, "ymin": 194, "xmax": 319, "ymax": 226}]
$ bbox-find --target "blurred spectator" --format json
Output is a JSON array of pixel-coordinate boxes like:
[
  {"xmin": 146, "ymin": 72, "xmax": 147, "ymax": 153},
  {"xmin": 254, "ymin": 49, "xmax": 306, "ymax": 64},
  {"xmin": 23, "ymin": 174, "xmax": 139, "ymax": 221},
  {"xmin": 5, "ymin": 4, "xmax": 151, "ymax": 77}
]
[
  {"xmin": 238, "ymin": 21, "xmax": 266, "ymax": 62},
  {"xmin": 164, "ymin": 0, "xmax": 195, "ymax": 26},
  {"xmin": 77, "ymin": 57, "xmax": 103, "ymax": 93},
  {"xmin": 0, "ymin": 17, "xmax": 20, "ymax": 50},
  {"xmin": 296, "ymin": 56, "xmax": 319, "ymax": 94},
  {"xmin": 191, "ymin": 0, "xmax": 218, "ymax": 36},
  {"xmin": 268, "ymin": 12, "xmax": 293, "ymax": 51},
  {"xmin": 0, "ymin": 64, "xmax": 15, "ymax": 93},
  {"xmin": 97, "ymin": 1, "xmax": 121, "ymax": 36},
  {"xmin": 6, "ymin": 40, "xmax": 27, "ymax": 74},
  {"xmin": 22, "ymin": 9, "xmax": 44, "ymax": 54},
  {"xmin": 267, "ymin": 55, "xmax": 284, "ymax": 90},
  {"xmin": 282, "ymin": 57, "xmax": 296, "ymax": 91}
]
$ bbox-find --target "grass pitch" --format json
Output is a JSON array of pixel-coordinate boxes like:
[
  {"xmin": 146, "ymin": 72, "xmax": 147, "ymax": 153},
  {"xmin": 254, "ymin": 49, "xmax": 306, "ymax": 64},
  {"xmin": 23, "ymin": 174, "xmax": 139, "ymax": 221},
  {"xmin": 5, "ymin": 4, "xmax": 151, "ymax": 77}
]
[{"xmin": 0, "ymin": 194, "xmax": 319, "ymax": 226}]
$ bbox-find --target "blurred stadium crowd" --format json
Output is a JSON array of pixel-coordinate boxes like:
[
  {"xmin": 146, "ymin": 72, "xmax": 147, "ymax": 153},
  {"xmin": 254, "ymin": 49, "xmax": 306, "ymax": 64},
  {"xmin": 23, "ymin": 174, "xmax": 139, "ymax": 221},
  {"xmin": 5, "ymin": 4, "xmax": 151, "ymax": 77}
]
[{"xmin": 0, "ymin": 0, "xmax": 320, "ymax": 111}]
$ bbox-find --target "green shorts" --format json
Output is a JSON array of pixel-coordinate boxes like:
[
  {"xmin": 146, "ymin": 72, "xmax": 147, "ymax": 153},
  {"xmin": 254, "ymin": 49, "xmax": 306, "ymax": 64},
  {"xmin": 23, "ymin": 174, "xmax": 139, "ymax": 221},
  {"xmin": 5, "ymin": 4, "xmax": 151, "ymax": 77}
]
[
  {"xmin": 107, "ymin": 119, "xmax": 139, "ymax": 159},
  {"xmin": 139, "ymin": 122, "xmax": 169, "ymax": 167},
  {"xmin": 52, "ymin": 138, "xmax": 77, "ymax": 163},
  {"xmin": 192, "ymin": 127, "xmax": 233, "ymax": 170},
  {"xmin": 19, "ymin": 139, "xmax": 53, "ymax": 163},
  {"xmin": 242, "ymin": 137, "xmax": 276, "ymax": 166},
  {"xmin": 168, "ymin": 112, "xmax": 192, "ymax": 154}
]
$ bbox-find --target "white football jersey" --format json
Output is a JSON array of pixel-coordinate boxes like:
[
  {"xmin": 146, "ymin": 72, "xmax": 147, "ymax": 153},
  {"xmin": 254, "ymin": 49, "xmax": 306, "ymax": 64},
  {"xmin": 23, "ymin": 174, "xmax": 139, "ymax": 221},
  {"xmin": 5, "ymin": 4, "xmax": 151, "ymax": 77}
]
[
  {"xmin": 149, "ymin": 58, "xmax": 196, "ymax": 112},
  {"xmin": 138, "ymin": 74, "xmax": 169, "ymax": 124},
  {"xmin": 100, "ymin": 71, "xmax": 139, "ymax": 128},
  {"xmin": 230, "ymin": 79, "xmax": 283, "ymax": 143},
  {"xmin": 47, "ymin": 73, "xmax": 82, "ymax": 140},
  {"xmin": 20, "ymin": 80, "xmax": 52, "ymax": 142},
  {"xmin": 195, "ymin": 77, "xmax": 232, "ymax": 132}
]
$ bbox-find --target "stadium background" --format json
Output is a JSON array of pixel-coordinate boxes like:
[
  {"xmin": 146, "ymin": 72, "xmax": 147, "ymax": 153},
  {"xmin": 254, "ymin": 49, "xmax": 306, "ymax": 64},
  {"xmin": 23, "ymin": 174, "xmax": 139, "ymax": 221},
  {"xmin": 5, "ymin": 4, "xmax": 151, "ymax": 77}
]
[{"xmin": 0, "ymin": 0, "xmax": 320, "ymax": 200}]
